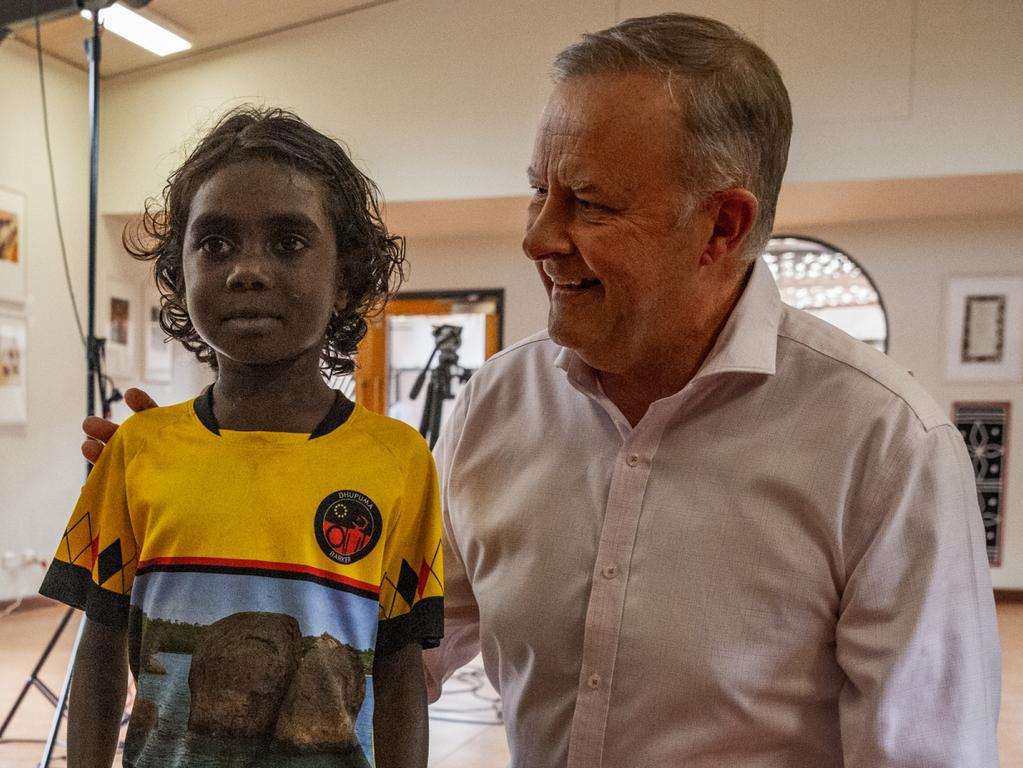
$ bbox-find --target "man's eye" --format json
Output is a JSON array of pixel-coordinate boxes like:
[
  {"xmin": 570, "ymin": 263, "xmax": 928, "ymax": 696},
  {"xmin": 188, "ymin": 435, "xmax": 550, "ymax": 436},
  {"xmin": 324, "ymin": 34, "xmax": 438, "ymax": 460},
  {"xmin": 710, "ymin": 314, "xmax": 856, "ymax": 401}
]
[
  {"xmin": 530, "ymin": 185, "xmax": 548, "ymax": 200},
  {"xmin": 577, "ymin": 198, "xmax": 602, "ymax": 210}
]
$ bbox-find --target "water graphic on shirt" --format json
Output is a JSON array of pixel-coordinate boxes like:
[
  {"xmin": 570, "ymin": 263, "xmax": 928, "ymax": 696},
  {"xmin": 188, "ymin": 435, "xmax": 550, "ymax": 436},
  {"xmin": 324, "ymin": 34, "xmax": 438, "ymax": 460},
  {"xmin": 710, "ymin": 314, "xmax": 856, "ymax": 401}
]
[{"xmin": 126, "ymin": 570, "xmax": 378, "ymax": 767}]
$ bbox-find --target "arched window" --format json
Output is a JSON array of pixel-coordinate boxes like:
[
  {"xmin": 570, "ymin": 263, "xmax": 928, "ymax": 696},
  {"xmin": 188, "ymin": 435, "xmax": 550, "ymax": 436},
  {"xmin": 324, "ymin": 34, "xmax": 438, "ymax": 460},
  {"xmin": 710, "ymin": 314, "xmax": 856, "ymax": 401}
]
[{"xmin": 763, "ymin": 235, "xmax": 889, "ymax": 353}]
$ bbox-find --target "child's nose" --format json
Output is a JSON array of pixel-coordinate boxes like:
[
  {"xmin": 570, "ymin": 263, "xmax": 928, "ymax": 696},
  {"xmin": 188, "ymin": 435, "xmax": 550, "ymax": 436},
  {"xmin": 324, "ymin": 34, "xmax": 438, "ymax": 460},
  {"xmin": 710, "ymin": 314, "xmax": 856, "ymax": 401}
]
[{"xmin": 225, "ymin": 250, "xmax": 272, "ymax": 290}]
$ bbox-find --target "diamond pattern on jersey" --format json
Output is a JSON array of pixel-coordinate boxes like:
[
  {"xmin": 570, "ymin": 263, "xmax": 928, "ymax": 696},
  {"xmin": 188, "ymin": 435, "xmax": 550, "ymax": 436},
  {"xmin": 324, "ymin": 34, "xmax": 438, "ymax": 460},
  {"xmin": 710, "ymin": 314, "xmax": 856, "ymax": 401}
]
[
  {"xmin": 57, "ymin": 508, "xmax": 137, "ymax": 596},
  {"xmin": 380, "ymin": 537, "xmax": 442, "ymax": 620}
]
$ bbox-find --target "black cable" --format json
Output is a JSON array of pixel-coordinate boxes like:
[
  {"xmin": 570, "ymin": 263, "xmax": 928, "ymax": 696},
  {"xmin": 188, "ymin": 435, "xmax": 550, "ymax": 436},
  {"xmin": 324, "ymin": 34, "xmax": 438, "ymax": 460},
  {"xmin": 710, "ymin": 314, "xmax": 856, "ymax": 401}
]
[{"xmin": 34, "ymin": 2, "xmax": 86, "ymax": 348}]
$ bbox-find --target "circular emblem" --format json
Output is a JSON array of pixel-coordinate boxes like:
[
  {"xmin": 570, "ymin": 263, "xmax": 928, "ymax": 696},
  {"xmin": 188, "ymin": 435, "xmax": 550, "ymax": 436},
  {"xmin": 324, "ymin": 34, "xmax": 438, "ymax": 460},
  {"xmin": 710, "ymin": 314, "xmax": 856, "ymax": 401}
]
[{"xmin": 314, "ymin": 490, "xmax": 382, "ymax": 565}]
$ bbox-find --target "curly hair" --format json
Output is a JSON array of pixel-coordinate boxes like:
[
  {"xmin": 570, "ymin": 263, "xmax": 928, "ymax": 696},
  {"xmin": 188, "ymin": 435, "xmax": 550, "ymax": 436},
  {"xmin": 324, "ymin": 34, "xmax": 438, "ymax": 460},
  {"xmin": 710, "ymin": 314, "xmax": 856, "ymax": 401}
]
[{"xmin": 124, "ymin": 105, "xmax": 406, "ymax": 376}]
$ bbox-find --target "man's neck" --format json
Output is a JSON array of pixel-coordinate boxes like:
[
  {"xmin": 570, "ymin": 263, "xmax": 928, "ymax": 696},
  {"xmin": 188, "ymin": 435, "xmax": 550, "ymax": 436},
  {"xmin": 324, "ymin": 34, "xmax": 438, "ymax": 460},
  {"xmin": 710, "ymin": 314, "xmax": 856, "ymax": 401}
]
[{"xmin": 596, "ymin": 273, "xmax": 747, "ymax": 427}]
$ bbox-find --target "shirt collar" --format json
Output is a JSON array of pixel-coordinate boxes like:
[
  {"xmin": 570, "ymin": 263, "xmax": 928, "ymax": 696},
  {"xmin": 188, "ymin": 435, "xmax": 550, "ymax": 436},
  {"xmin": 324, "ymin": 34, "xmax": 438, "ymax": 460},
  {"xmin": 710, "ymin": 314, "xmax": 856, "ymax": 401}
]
[{"xmin": 554, "ymin": 256, "xmax": 780, "ymax": 390}]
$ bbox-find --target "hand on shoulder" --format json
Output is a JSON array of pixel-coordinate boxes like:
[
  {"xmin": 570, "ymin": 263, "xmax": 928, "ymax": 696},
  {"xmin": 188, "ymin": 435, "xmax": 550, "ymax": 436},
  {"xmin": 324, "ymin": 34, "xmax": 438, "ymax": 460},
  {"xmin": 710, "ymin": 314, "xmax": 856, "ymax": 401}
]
[{"xmin": 81, "ymin": 388, "xmax": 159, "ymax": 464}]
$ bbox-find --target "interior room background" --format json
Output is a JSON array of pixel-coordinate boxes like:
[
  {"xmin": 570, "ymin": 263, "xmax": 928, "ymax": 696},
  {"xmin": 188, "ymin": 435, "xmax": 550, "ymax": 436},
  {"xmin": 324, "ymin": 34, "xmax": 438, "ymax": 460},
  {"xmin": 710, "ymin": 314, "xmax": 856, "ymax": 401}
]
[{"xmin": 1, "ymin": 0, "xmax": 1021, "ymax": 603}]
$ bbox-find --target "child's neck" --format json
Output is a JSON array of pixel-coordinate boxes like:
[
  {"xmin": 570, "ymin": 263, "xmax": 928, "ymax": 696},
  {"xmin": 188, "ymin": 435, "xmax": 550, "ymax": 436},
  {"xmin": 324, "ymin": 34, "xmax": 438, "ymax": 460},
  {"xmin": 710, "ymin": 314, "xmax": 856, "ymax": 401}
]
[{"xmin": 211, "ymin": 359, "xmax": 337, "ymax": 433}]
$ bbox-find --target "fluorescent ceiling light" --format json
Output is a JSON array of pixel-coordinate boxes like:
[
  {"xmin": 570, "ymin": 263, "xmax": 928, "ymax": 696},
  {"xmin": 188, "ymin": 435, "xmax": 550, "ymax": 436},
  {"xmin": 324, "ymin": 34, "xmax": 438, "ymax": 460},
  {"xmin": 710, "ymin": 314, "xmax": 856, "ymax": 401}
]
[{"xmin": 80, "ymin": 3, "xmax": 191, "ymax": 57}]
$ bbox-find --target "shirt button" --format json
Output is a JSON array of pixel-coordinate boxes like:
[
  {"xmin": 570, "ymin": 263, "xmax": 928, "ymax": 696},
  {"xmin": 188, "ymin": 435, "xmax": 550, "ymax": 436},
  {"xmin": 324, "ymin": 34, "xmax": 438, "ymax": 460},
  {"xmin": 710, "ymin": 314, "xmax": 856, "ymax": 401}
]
[
  {"xmin": 626, "ymin": 454, "xmax": 639, "ymax": 467},
  {"xmin": 602, "ymin": 564, "xmax": 618, "ymax": 579},
  {"xmin": 587, "ymin": 673, "xmax": 601, "ymax": 689}
]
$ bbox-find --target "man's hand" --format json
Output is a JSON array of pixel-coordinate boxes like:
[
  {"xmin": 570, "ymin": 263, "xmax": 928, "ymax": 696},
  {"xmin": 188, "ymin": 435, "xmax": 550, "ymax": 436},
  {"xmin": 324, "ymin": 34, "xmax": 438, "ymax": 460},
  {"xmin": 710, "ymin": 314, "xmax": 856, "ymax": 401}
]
[{"xmin": 81, "ymin": 387, "xmax": 158, "ymax": 464}]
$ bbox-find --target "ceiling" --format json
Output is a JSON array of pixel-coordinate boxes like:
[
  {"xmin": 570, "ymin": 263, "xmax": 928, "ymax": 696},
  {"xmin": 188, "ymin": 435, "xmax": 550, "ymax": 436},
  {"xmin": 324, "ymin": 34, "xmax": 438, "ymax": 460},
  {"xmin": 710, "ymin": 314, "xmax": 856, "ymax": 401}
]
[{"xmin": 10, "ymin": 0, "xmax": 394, "ymax": 78}]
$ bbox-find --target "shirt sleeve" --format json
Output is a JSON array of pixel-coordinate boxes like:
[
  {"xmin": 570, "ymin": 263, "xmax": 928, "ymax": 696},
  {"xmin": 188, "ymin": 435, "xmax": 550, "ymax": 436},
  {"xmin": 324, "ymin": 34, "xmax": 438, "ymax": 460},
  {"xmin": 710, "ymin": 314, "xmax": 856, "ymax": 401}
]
[
  {"xmin": 38, "ymin": 428, "xmax": 139, "ymax": 629},
  {"xmin": 376, "ymin": 436, "xmax": 444, "ymax": 657},
  {"xmin": 422, "ymin": 390, "xmax": 482, "ymax": 702},
  {"xmin": 836, "ymin": 423, "xmax": 1001, "ymax": 766}
]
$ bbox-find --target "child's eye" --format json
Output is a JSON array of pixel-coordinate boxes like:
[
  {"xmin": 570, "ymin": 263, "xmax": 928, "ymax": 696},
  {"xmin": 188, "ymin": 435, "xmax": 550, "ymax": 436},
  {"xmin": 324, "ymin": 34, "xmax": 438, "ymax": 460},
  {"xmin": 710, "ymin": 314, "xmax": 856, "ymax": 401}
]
[
  {"xmin": 277, "ymin": 235, "xmax": 308, "ymax": 254},
  {"xmin": 199, "ymin": 236, "xmax": 232, "ymax": 257}
]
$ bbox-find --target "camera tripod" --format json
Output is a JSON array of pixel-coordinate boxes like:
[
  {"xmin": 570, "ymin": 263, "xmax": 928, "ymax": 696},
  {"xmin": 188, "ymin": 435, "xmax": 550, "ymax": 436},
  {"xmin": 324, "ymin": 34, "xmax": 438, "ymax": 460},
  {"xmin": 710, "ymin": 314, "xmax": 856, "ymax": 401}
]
[{"xmin": 409, "ymin": 324, "xmax": 473, "ymax": 448}]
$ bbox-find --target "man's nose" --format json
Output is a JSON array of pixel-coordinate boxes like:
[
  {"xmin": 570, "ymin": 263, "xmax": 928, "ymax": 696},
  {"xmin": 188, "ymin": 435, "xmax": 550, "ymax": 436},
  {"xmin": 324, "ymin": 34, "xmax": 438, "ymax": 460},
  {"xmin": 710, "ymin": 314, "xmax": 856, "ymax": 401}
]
[
  {"xmin": 522, "ymin": 197, "xmax": 573, "ymax": 263},
  {"xmin": 225, "ymin": 248, "xmax": 272, "ymax": 290}
]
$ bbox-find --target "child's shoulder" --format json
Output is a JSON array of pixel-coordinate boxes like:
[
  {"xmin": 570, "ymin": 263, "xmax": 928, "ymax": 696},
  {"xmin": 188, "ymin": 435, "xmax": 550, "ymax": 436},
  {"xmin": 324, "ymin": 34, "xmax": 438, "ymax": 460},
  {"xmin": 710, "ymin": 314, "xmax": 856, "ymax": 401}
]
[
  {"xmin": 117, "ymin": 398, "xmax": 198, "ymax": 441},
  {"xmin": 347, "ymin": 404, "xmax": 432, "ymax": 460}
]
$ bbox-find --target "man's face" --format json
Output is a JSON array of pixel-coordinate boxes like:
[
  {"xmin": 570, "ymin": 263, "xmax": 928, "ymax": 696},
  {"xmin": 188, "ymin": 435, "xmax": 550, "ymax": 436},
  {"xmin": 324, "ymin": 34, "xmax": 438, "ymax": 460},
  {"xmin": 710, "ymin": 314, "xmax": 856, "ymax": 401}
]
[{"xmin": 523, "ymin": 72, "xmax": 721, "ymax": 374}]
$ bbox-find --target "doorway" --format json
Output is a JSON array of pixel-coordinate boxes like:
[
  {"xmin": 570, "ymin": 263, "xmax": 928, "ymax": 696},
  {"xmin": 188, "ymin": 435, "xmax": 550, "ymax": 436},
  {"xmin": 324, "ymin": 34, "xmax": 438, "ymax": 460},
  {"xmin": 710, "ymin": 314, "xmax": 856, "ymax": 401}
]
[{"xmin": 354, "ymin": 290, "xmax": 503, "ymax": 433}]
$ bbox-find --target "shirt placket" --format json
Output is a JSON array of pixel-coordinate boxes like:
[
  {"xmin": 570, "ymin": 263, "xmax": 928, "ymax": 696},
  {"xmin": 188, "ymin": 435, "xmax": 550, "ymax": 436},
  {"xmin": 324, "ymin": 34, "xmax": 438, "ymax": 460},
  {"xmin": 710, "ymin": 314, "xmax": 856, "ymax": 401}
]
[{"xmin": 565, "ymin": 420, "xmax": 662, "ymax": 768}]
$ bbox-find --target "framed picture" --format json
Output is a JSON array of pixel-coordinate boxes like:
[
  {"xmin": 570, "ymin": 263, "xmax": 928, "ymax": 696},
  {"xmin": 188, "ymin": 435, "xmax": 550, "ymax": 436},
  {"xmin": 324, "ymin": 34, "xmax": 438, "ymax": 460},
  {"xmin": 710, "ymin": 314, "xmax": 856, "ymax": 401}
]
[
  {"xmin": 952, "ymin": 401, "xmax": 1010, "ymax": 567},
  {"xmin": 143, "ymin": 288, "xmax": 172, "ymax": 383},
  {"xmin": 944, "ymin": 275, "xmax": 1023, "ymax": 382},
  {"xmin": 105, "ymin": 276, "xmax": 138, "ymax": 378},
  {"xmin": 0, "ymin": 187, "xmax": 26, "ymax": 304},
  {"xmin": 0, "ymin": 310, "xmax": 27, "ymax": 425}
]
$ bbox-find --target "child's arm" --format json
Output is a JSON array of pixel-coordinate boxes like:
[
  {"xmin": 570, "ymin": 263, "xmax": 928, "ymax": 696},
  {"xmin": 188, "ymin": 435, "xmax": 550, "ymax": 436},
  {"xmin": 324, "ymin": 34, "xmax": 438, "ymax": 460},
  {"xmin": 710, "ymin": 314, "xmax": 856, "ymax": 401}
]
[
  {"xmin": 372, "ymin": 640, "xmax": 428, "ymax": 768},
  {"xmin": 67, "ymin": 617, "xmax": 129, "ymax": 768}
]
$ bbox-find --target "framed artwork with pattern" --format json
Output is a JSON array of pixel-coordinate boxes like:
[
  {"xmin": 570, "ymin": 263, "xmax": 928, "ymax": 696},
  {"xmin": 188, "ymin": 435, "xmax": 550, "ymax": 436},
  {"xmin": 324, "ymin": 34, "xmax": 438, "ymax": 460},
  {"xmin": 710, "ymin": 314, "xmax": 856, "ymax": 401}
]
[
  {"xmin": 944, "ymin": 276, "xmax": 1023, "ymax": 383},
  {"xmin": 952, "ymin": 401, "xmax": 1010, "ymax": 567}
]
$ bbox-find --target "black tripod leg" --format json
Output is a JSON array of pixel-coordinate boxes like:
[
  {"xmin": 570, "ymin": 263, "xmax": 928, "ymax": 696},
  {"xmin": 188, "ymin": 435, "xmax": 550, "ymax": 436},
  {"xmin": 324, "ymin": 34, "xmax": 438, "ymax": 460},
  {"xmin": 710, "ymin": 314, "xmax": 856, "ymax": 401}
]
[
  {"xmin": 40, "ymin": 610, "xmax": 86, "ymax": 766},
  {"xmin": 0, "ymin": 607, "xmax": 75, "ymax": 738},
  {"xmin": 426, "ymin": 383, "xmax": 445, "ymax": 449}
]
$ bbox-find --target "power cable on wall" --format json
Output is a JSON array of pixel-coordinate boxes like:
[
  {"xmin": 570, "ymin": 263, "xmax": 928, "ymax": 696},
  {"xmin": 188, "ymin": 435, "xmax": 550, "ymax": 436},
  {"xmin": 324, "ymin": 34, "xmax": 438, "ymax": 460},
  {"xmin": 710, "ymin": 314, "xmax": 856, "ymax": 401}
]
[{"xmin": 34, "ymin": 4, "xmax": 86, "ymax": 348}]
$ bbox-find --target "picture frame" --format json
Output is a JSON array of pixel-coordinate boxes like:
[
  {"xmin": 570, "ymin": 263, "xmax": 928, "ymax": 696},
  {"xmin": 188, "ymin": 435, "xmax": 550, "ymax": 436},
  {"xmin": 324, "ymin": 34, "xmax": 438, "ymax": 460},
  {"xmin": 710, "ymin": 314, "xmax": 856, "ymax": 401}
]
[
  {"xmin": 944, "ymin": 275, "xmax": 1023, "ymax": 383},
  {"xmin": 105, "ymin": 276, "xmax": 138, "ymax": 379},
  {"xmin": 143, "ymin": 287, "xmax": 172, "ymax": 383},
  {"xmin": 952, "ymin": 401, "xmax": 1010, "ymax": 567},
  {"xmin": 0, "ymin": 310, "xmax": 28, "ymax": 425},
  {"xmin": 0, "ymin": 187, "xmax": 27, "ymax": 305}
]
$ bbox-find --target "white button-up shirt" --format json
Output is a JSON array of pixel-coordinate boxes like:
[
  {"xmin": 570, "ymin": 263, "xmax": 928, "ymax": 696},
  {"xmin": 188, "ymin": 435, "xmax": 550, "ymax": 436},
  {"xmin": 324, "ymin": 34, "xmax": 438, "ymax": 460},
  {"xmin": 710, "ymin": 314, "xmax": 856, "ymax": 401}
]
[{"xmin": 425, "ymin": 259, "xmax": 1000, "ymax": 767}]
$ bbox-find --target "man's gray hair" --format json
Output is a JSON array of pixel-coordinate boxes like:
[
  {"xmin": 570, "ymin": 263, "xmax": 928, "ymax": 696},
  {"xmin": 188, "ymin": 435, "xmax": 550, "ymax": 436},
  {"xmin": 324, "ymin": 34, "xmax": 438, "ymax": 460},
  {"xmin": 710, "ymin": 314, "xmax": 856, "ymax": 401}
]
[{"xmin": 553, "ymin": 13, "xmax": 792, "ymax": 262}]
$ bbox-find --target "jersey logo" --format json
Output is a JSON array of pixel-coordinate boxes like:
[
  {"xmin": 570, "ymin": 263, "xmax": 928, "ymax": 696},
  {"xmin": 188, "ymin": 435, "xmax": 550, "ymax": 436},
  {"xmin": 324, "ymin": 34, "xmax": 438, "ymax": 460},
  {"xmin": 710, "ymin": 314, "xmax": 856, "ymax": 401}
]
[{"xmin": 314, "ymin": 490, "xmax": 382, "ymax": 565}]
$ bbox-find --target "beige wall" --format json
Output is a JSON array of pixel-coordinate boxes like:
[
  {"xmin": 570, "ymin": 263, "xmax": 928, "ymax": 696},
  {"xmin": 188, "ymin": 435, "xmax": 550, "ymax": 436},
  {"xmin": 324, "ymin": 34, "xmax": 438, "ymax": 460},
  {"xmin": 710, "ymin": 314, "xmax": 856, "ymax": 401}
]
[
  {"xmin": 392, "ymin": 213, "xmax": 1023, "ymax": 589},
  {"xmin": 96, "ymin": 0, "xmax": 1023, "ymax": 214},
  {"xmin": 0, "ymin": 42, "xmax": 91, "ymax": 600},
  {"xmin": 2, "ymin": 0, "xmax": 1022, "ymax": 599}
]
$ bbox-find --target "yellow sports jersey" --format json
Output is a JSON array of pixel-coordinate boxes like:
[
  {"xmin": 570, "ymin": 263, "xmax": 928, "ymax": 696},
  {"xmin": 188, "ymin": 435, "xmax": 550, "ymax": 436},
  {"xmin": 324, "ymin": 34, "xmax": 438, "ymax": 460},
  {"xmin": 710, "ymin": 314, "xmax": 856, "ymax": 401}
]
[{"xmin": 40, "ymin": 391, "xmax": 443, "ymax": 768}]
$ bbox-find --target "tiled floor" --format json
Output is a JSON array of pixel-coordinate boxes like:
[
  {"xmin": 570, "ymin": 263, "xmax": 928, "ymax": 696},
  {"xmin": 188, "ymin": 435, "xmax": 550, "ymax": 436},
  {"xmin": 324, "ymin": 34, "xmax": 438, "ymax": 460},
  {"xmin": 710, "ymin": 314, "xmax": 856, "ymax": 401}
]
[{"xmin": 1, "ymin": 602, "xmax": 1020, "ymax": 767}]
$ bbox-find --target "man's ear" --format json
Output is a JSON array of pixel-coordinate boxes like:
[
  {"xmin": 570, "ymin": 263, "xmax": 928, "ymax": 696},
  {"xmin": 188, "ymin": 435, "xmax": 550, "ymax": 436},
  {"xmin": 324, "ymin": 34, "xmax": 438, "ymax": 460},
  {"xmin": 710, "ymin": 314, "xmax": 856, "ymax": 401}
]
[{"xmin": 701, "ymin": 188, "xmax": 758, "ymax": 267}]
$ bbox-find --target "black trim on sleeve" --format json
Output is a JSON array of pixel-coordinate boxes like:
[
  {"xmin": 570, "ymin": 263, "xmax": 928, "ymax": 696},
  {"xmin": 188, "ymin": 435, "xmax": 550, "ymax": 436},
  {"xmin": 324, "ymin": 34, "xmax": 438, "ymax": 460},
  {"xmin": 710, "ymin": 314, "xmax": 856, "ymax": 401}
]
[
  {"xmin": 39, "ymin": 558, "xmax": 129, "ymax": 629},
  {"xmin": 375, "ymin": 596, "xmax": 444, "ymax": 657}
]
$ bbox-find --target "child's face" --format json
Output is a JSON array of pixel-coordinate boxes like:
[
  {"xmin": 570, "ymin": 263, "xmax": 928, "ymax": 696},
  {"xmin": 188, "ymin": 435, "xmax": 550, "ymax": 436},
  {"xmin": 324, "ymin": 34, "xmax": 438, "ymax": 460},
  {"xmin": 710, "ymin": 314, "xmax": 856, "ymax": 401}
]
[{"xmin": 181, "ymin": 158, "xmax": 343, "ymax": 372}]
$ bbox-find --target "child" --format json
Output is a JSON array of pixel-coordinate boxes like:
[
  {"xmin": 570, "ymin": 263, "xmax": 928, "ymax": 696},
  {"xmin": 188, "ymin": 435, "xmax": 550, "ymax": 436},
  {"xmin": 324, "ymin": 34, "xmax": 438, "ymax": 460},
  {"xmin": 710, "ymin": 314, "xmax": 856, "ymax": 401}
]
[{"xmin": 40, "ymin": 106, "xmax": 443, "ymax": 768}]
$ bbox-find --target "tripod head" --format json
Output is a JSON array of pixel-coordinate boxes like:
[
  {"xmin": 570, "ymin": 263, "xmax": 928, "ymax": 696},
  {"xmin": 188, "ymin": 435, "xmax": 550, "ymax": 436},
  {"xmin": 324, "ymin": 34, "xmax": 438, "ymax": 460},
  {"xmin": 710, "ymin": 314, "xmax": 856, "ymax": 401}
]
[{"xmin": 432, "ymin": 323, "xmax": 462, "ymax": 352}]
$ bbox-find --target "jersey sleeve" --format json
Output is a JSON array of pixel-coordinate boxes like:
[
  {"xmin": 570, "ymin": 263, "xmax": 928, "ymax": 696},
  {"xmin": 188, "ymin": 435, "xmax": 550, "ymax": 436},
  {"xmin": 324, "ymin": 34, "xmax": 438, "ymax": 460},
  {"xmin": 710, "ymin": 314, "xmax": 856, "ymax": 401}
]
[
  {"xmin": 376, "ymin": 439, "xmax": 444, "ymax": 656},
  {"xmin": 39, "ymin": 428, "xmax": 139, "ymax": 629}
]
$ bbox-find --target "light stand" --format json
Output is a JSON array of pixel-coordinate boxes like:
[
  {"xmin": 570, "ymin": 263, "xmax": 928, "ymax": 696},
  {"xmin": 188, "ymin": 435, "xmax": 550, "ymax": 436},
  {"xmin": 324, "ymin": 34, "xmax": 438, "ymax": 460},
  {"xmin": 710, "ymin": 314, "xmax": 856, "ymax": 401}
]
[
  {"xmin": 0, "ymin": 3, "xmax": 123, "ymax": 764},
  {"xmin": 409, "ymin": 324, "xmax": 473, "ymax": 449}
]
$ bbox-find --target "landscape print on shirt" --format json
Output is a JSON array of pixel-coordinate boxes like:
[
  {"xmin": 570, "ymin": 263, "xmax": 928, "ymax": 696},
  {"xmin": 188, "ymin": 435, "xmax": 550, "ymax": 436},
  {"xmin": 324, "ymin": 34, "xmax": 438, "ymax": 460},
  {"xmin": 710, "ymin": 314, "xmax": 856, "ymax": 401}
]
[{"xmin": 126, "ymin": 567, "xmax": 379, "ymax": 768}]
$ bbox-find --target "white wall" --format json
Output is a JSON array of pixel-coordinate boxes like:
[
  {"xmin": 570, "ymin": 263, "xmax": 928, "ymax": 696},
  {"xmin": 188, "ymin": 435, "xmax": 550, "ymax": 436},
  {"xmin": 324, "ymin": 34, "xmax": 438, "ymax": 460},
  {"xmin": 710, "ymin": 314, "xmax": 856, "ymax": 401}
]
[{"xmin": 0, "ymin": 42, "xmax": 91, "ymax": 601}]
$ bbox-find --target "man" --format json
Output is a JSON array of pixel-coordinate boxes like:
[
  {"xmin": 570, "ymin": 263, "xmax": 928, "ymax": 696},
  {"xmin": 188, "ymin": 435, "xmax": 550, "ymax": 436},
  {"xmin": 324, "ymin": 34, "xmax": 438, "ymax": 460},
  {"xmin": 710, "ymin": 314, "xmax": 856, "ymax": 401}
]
[
  {"xmin": 420, "ymin": 13, "xmax": 1000, "ymax": 768},
  {"xmin": 84, "ymin": 13, "xmax": 1000, "ymax": 767}
]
